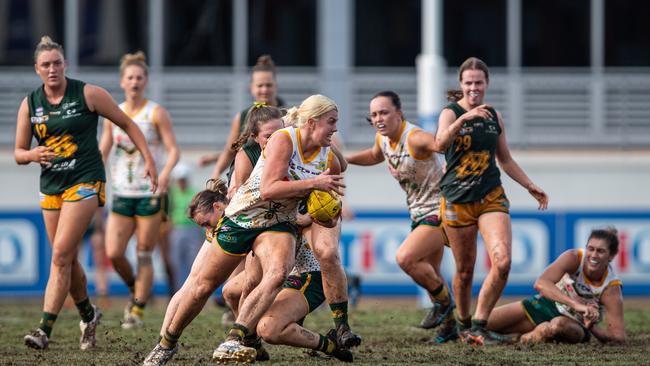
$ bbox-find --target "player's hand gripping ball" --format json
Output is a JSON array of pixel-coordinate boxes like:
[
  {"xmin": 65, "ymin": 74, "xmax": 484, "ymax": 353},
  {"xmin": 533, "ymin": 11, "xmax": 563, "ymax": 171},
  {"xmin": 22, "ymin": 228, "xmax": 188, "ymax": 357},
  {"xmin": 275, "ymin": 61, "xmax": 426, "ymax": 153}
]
[{"xmin": 307, "ymin": 190, "xmax": 342, "ymax": 222}]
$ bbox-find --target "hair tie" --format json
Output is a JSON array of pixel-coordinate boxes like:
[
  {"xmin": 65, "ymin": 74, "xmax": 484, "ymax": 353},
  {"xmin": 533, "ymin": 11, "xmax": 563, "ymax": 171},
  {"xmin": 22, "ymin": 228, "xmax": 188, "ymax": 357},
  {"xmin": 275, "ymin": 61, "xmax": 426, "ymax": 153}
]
[{"xmin": 253, "ymin": 101, "xmax": 267, "ymax": 109}]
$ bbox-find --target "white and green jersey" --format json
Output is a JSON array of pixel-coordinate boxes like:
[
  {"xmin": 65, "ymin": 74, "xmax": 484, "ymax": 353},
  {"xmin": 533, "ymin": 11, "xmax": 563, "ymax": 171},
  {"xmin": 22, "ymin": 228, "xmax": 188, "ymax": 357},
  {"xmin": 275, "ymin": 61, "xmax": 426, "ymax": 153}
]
[
  {"xmin": 555, "ymin": 249, "xmax": 622, "ymax": 323},
  {"xmin": 226, "ymin": 126, "xmax": 332, "ymax": 228},
  {"xmin": 109, "ymin": 99, "xmax": 162, "ymax": 197},
  {"xmin": 291, "ymin": 233, "xmax": 321, "ymax": 275},
  {"xmin": 376, "ymin": 121, "xmax": 444, "ymax": 222}
]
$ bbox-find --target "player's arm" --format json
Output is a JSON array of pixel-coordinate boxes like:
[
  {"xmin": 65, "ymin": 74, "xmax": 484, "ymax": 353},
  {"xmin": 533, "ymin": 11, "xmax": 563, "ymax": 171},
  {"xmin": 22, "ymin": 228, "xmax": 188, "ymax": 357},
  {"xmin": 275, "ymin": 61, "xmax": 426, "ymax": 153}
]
[
  {"xmin": 408, "ymin": 129, "xmax": 441, "ymax": 157},
  {"xmin": 588, "ymin": 285, "xmax": 626, "ymax": 343},
  {"xmin": 330, "ymin": 138, "xmax": 348, "ymax": 173},
  {"xmin": 228, "ymin": 149, "xmax": 254, "ymax": 199},
  {"xmin": 346, "ymin": 134, "xmax": 384, "ymax": 166},
  {"xmin": 99, "ymin": 118, "xmax": 113, "ymax": 163},
  {"xmin": 260, "ymin": 132, "xmax": 344, "ymax": 200},
  {"xmin": 154, "ymin": 105, "xmax": 180, "ymax": 194},
  {"xmin": 534, "ymin": 250, "xmax": 584, "ymax": 309},
  {"xmin": 435, "ymin": 108, "xmax": 467, "ymax": 151},
  {"xmin": 15, "ymin": 98, "xmax": 54, "ymax": 165},
  {"xmin": 495, "ymin": 111, "xmax": 547, "ymax": 210},
  {"xmin": 85, "ymin": 84, "xmax": 158, "ymax": 192},
  {"xmin": 211, "ymin": 113, "xmax": 241, "ymax": 179}
]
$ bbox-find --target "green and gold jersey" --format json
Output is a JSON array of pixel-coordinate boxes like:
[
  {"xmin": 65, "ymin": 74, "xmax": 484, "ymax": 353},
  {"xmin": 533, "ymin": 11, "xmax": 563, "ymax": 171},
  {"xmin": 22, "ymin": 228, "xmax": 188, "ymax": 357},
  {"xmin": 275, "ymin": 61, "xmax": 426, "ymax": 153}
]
[
  {"xmin": 27, "ymin": 78, "xmax": 105, "ymax": 194},
  {"xmin": 439, "ymin": 102, "xmax": 501, "ymax": 203}
]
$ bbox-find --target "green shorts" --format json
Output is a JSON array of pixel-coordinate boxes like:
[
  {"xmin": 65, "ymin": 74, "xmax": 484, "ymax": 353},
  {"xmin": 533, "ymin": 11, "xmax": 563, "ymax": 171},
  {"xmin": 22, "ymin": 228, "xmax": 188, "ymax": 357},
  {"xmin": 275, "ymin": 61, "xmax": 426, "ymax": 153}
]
[
  {"xmin": 112, "ymin": 196, "xmax": 161, "ymax": 217},
  {"xmin": 411, "ymin": 214, "xmax": 449, "ymax": 246},
  {"xmin": 521, "ymin": 295, "xmax": 562, "ymax": 326},
  {"xmin": 216, "ymin": 216, "xmax": 297, "ymax": 256},
  {"xmin": 521, "ymin": 294, "xmax": 591, "ymax": 343},
  {"xmin": 283, "ymin": 271, "xmax": 325, "ymax": 313}
]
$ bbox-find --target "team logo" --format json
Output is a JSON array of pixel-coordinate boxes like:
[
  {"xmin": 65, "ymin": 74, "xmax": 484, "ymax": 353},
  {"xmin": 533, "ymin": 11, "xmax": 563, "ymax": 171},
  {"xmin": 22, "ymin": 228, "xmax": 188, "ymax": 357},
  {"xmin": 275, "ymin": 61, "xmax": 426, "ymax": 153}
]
[
  {"xmin": 61, "ymin": 101, "xmax": 78, "ymax": 110},
  {"xmin": 30, "ymin": 115, "xmax": 49, "ymax": 124}
]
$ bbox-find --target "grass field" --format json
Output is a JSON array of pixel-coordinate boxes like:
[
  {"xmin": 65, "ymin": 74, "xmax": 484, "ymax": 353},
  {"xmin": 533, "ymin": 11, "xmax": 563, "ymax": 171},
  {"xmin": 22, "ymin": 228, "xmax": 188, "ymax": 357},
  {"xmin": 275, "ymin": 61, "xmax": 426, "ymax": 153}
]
[{"xmin": 1, "ymin": 296, "xmax": 649, "ymax": 365}]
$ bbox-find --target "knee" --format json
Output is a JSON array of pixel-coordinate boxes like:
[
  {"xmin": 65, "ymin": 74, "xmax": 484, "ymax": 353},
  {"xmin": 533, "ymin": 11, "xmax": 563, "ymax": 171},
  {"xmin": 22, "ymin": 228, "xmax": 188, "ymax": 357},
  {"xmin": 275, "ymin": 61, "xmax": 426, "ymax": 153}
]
[
  {"xmin": 263, "ymin": 269, "xmax": 288, "ymax": 290},
  {"xmin": 222, "ymin": 285, "xmax": 240, "ymax": 311},
  {"xmin": 51, "ymin": 246, "xmax": 75, "ymax": 268},
  {"xmin": 313, "ymin": 245, "xmax": 341, "ymax": 268},
  {"xmin": 256, "ymin": 317, "xmax": 282, "ymax": 344},
  {"xmin": 191, "ymin": 280, "xmax": 216, "ymax": 301},
  {"xmin": 455, "ymin": 264, "xmax": 474, "ymax": 284},
  {"xmin": 491, "ymin": 254, "xmax": 511, "ymax": 280},
  {"xmin": 106, "ymin": 246, "xmax": 124, "ymax": 262},
  {"xmin": 395, "ymin": 250, "xmax": 416, "ymax": 273}
]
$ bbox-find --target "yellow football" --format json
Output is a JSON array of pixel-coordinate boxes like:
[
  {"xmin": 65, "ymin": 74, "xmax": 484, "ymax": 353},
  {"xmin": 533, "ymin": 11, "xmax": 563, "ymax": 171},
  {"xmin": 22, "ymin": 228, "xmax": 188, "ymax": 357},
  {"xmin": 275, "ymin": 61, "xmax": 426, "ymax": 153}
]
[{"xmin": 307, "ymin": 190, "xmax": 342, "ymax": 222}]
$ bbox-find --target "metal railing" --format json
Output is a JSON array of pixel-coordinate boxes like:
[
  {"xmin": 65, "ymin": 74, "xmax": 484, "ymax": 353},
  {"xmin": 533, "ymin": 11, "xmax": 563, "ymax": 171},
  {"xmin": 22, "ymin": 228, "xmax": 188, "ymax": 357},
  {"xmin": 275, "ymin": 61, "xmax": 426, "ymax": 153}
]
[{"xmin": 2, "ymin": 68, "xmax": 649, "ymax": 150}]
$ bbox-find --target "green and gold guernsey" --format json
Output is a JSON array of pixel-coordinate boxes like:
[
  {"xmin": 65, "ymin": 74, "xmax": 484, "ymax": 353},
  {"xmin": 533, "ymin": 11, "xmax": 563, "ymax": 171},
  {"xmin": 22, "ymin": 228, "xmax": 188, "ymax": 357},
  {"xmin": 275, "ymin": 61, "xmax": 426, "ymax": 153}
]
[
  {"xmin": 27, "ymin": 78, "xmax": 105, "ymax": 194},
  {"xmin": 439, "ymin": 101, "xmax": 502, "ymax": 203}
]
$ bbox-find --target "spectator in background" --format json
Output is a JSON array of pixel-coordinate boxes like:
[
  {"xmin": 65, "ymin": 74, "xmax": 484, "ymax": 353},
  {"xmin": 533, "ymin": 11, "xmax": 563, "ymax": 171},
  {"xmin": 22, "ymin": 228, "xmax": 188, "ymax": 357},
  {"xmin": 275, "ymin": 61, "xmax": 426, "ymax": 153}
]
[{"xmin": 168, "ymin": 163, "xmax": 202, "ymax": 291}]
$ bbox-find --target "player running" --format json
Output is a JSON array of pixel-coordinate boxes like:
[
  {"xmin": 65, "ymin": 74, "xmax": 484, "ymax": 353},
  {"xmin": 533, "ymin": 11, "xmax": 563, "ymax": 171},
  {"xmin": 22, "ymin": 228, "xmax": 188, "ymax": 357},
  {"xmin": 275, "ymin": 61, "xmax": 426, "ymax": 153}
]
[{"xmin": 346, "ymin": 90, "xmax": 455, "ymax": 343}]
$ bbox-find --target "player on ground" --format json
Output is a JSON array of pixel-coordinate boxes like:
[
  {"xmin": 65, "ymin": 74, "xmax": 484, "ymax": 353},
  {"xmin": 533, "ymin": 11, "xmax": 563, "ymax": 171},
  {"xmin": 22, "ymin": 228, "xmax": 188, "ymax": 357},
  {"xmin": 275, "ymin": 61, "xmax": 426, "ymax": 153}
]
[
  {"xmin": 346, "ymin": 90, "xmax": 455, "ymax": 343},
  {"xmin": 435, "ymin": 57, "xmax": 548, "ymax": 345},
  {"xmin": 100, "ymin": 51, "xmax": 179, "ymax": 329},
  {"xmin": 487, "ymin": 227, "xmax": 626, "ymax": 344},
  {"xmin": 16, "ymin": 36, "xmax": 157, "ymax": 350},
  {"xmin": 223, "ymin": 222, "xmax": 353, "ymax": 362}
]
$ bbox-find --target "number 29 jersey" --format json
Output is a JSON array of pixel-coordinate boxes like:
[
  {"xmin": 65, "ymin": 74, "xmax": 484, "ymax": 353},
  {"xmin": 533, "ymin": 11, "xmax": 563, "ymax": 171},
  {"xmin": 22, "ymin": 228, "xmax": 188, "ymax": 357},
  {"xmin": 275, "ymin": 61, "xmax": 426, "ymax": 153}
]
[{"xmin": 439, "ymin": 101, "xmax": 502, "ymax": 203}]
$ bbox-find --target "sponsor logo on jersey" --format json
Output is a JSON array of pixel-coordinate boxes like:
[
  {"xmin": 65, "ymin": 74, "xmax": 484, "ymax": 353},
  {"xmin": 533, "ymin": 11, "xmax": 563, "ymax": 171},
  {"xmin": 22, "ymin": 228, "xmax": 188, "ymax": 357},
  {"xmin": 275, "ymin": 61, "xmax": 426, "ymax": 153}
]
[
  {"xmin": 62, "ymin": 101, "xmax": 78, "ymax": 110},
  {"xmin": 35, "ymin": 107, "xmax": 43, "ymax": 117},
  {"xmin": 30, "ymin": 115, "xmax": 49, "ymax": 124}
]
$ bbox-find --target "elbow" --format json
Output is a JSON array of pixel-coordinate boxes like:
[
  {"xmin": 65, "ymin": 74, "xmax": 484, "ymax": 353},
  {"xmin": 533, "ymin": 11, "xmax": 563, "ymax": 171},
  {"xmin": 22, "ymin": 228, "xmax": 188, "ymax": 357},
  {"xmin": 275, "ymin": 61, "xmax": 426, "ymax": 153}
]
[{"xmin": 533, "ymin": 279, "xmax": 544, "ymax": 294}]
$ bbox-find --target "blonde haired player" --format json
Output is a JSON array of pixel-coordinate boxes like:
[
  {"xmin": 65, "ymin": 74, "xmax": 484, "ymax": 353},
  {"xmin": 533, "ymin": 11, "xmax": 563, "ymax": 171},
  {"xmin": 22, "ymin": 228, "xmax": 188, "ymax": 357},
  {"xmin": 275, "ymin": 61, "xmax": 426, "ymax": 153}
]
[
  {"xmin": 100, "ymin": 51, "xmax": 179, "ymax": 329},
  {"xmin": 17, "ymin": 36, "xmax": 157, "ymax": 350},
  {"xmin": 143, "ymin": 97, "xmax": 343, "ymax": 365},
  {"xmin": 346, "ymin": 90, "xmax": 456, "ymax": 343}
]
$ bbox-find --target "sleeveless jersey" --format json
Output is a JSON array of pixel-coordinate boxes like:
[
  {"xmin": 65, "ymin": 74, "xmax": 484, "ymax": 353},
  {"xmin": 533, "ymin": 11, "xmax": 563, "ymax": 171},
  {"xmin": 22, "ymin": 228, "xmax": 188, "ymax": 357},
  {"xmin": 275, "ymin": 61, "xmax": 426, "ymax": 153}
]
[
  {"xmin": 225, "ymin": 126, "xmax": 333, "ymax": 229},
  {"xmin": 554, "ymin": 249, "xmax": 622, "ymax": 323},
  {"xmin": 376, "ymin": 121, "xmax": 444, "ymax": 222},
  {"xmin": 226, "ymin": 139, "xmax": 262, "ymax": 186},
  {"xmin": 110, "ymin": 100, "xmax": 162, "ymax": 197},
  {"xmin": 290, "ymin": 233, "xmax": 321, "ymax": 275},
  {"xmin": 27, "ymin": 78, "xmax": 105, "ymax": 194},
  {"xmin": 439, "ymin": 102, "xmax": 502, "ymax": 203}
]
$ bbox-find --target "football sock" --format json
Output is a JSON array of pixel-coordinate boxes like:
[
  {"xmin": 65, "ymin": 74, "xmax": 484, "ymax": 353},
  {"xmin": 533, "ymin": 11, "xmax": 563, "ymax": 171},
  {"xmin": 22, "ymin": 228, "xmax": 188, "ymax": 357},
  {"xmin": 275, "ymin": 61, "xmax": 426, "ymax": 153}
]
[
  {"xmin": 227, "ymin": 323, "xmax": 250, "ymax": 342},
  {"xmin": 38, "ymin": 312, "xmax": 58, "ymax": 338},
  {"xmin": 471, "ymin": 318, "xmax": 488, "ymax": 331},
  {"xmin": 329, "ymin": 301, "xmax": 349, "ymax": 327},
  {"xmin": 75, "ymin": 298, "xmax": 95, "ymax": 323},
  {"xmin": 315, "ymin": 334, "xmax": 336, "ymax": 354},
  {"xmin": 160, "ymin": 330, "xmax": 179, "ymax": 349},
  {"xmin": 454, "ymin": 309, "xmax": 471, "ymax": 331},
  {"xmin": 131, "ymin": 300, "xmax": 146, "ymax": 317},
  {"xmin": 429, "ymin": 284, "xmax": 451, "ymax": 306}
]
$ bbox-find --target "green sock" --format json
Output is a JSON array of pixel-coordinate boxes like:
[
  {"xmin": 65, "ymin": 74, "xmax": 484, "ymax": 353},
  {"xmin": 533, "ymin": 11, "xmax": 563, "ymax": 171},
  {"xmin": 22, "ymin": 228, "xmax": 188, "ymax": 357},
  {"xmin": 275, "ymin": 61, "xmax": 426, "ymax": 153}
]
[
  {"xmin": 227, "ymin": 323, "xmax": 250, "ymax": 342},
  {"xmin": 429, "ymin": 284, "xmax": 451, "ymax": 306},
  {"xmin": 38, "ymin": 312, "xmax": 58, "ymax": 338},
  {"xmin": 160, "ymin": 330, "xmax": 180, "ymax": 349},
  {"xmin": 315, "ymin": 334, "xmax": 336, "ymax": 354},
  {"xmin": 75, "ymin": 298, "xmax": 95, "ymax": 323},
  {"xmin": 471, "ymin": 318, "xmax": 487, "ymax": 330},
  {"xmin": 329, "ymin": 301, "xmax": 348, "ymax": 328},
  {"xmin": 454, "ymin": 309, "xmax": 471, "ymax": 331}
]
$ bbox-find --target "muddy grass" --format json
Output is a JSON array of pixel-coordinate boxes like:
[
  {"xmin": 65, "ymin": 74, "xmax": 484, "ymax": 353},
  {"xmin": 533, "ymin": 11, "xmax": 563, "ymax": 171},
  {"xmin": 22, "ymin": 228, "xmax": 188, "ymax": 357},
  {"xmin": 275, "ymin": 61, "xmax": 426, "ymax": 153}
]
[{"xmin": 1, "ymin": 296, "xmax": 648, "ymax": 365}]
